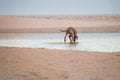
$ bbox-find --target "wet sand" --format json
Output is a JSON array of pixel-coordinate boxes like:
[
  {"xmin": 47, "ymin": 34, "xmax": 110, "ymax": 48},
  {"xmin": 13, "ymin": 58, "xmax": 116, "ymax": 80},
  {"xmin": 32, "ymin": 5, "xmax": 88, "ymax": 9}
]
[{"xmin": 0, "ymin": 47, "xmax": 120, "ymax": 80}]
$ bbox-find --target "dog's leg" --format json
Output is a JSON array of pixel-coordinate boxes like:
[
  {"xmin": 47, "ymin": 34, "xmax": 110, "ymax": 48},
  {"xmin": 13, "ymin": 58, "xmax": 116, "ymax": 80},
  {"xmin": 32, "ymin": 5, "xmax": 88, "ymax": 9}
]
[
  {"xmin": 69, "ymin": 35, "xmax": 73, "ymax": 43},
  {"xmin": 64, "ymin": 33, "xmax": 67, "ymax": 42}
]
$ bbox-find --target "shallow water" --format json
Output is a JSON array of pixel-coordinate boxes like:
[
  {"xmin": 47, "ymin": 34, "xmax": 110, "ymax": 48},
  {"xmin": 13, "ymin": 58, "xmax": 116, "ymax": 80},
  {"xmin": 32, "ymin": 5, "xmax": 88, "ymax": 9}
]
[{"xmin": 0, "ymin": 33, "xmax": 120, "ymax": 52}]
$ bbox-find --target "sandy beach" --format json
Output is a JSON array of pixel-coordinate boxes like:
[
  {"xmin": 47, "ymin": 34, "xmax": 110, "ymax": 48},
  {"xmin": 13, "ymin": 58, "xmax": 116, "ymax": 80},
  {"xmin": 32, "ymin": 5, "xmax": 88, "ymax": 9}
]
[
  {"xmin": 0, "ymin": 47, "xmax": 120, "ymax": 80},
  {"xmin": 0, "ymin": 16, "xmax": 120, "ymax": 33},
  {"xmin": 0, "ymin": 16, "xmax": 120, "ymax": 80},
  {"xmin": 1, "ymin": 0, "xmax": 120, "ymax": 79},
  {"xmin": 0, "ymin": 16, "xmax": 119, "ymax": 38}
]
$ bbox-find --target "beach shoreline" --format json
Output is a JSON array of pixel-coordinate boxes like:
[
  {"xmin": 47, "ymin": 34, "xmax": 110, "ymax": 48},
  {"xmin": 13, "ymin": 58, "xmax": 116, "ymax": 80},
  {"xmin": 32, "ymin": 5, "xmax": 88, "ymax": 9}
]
[{"xmin": 0, "ymin": 16, "xmax": 120, "ymax": 80}]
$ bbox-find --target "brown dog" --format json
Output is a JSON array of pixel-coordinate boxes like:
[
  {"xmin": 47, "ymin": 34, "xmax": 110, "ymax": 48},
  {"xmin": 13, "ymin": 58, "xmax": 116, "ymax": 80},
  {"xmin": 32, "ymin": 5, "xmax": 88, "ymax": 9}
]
[{"xmin": 60, "ymin": 27, "xmax": 78, "ymax": 43}]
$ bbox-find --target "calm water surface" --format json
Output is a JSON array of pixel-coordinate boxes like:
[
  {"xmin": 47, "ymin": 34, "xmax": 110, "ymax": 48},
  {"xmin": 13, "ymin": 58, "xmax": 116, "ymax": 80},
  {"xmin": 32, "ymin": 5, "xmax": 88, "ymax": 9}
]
[{"xmin": 0, "ymin": 33, "xmax": 120, "ymax": 52}]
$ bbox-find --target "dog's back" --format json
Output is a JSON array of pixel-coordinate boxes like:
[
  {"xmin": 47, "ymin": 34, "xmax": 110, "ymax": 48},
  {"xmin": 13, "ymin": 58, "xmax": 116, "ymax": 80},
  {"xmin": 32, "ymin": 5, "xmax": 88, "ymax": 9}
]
[
  {"xmin": 67, "ymin": 27, "xmax": 78, "ymax": 41},
  {"xmin": 60, "ymin": 27, "xmax": 78, "ymax": 43}
]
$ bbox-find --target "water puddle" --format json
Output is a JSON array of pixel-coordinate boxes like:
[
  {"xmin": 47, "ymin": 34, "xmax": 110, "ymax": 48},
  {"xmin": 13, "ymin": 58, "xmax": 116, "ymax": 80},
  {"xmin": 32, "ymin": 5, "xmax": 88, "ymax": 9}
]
[{"xmin": 0, "ymin": 33, "xmax": 120, "ymax": 52}]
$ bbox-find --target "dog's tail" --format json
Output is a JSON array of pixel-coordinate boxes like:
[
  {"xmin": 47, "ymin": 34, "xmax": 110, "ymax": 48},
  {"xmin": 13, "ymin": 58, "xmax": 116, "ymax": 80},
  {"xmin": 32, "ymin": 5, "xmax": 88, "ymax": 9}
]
[{"xmin": 60, "ymin": 30, "xmax": 67, "ymax": 32}]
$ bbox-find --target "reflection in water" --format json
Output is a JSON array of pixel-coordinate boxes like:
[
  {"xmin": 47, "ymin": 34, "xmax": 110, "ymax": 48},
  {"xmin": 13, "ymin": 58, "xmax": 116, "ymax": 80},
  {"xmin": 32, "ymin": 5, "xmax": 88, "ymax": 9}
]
[
  {"xmin": 0, "ymin": 33, "xmax": 120, "ymax": 52},
  {"xmin": 64, "ymin": 42, "xmax": 79, "ymax": 50},
  {"xmin": 41, "ymin": 41, "xmax": 79, "ymax": 50}
]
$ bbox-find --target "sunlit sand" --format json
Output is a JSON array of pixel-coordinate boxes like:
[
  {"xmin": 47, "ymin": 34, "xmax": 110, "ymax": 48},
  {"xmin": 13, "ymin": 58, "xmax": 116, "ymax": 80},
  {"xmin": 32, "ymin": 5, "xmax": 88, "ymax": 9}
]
[{"xmin": 0, "ymin": 16, "xmax": 120, "ymax": 80}]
